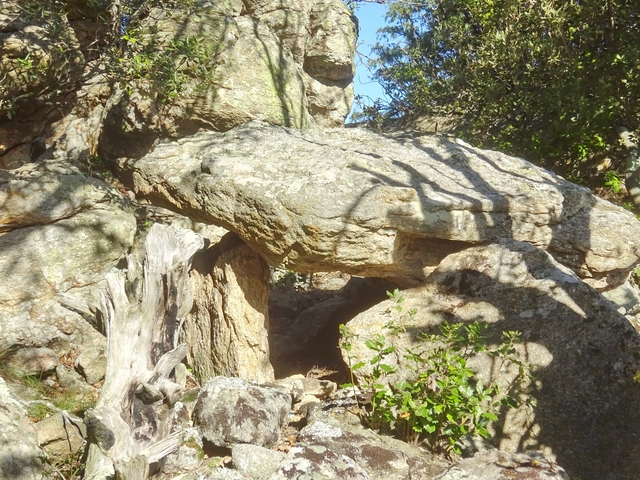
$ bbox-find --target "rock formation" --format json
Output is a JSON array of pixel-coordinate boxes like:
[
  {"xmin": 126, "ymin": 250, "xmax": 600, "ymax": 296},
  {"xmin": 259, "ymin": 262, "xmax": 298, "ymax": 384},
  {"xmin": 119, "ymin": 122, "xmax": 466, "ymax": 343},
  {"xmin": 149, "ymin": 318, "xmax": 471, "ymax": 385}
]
[
  {"xmin": 118, "ymin": 121, "xmax": 640, "ymax": 289},
  {"xmin": 0, "ymin": 0, "xmax": 356, "ymax": 168},
  {"xmin": 1, "ymin": 1, "xmax": 640, "ymax": 479},
  {"xmin": 0, "ymin": 161, "xmax": 135, "ymax": 356},
  {"xmin": 183, "ymin": 232, "xmax": 274, "ymax": 383},
  {"xmin": 340, "ymin": 239, "xmax": 640, "ymax": 480}
]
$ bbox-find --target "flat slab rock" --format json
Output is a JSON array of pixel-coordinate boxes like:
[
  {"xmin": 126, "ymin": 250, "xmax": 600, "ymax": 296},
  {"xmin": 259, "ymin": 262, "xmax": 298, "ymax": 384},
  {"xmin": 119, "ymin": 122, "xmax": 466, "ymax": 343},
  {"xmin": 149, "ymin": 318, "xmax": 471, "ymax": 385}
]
[
  {"xmin": 119, "ymin": 122, "xmax": 640, "ymax": 288},
  {"xmin": 434, "ymin": 450, "xmax": 569, "ymax": 480},
  {"xmin": 269, "ymin": 417, "xmax": 447, "ymax": 479}
]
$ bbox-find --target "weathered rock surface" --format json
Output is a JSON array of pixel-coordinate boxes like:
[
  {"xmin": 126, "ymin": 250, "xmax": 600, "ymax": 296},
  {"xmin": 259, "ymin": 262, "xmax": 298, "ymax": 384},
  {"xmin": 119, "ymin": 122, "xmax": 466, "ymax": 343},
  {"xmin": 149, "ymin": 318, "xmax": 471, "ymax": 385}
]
[
  {"xmin": 158, "ymin": 429, "xmax": 206, "ymax": 479},
  {"xmin": 232, "ymin": 443, "xmax": 286, "ymax": 480},
  {"xmin": 55, "ymin": 365, "xmax": 95, "ymax": 397},
  {"xmin": 602, "ymin": 279, "xmax": 640, "ymax": 313},
  {"xmin": 75, "ymin": 345, "xmax": 106, "ymax": 385},
  {"xmin": 269, "ymin": 415, "xmax": 448, "ymax": 480},
  {"xmin": 193, "ymin": 376, "xmax": 291, "ymax": 448},
  {"xmin": 0, "ymin": 377, "xmax": 48, "ymax": 480},
  {"xmin": 0, "ymin": 161, "xmax": 135, "ymax": 352},
  {"xmin": 434, "ymin": 450, "xmax": 569, "ymax": 480},
  {"xmin": 120, "ymin": 122, "xmax": 640, "ymax": 288},
  {"xmin": 101, "ymin": 11, "xmax": 310, "ymax": 161},
  {"xmin": 35, "ymin": 412, "xmax": 86, "ymax": 457},
  {"xmin": 241, "ymin": 0, "xmax": 356, "ymax": 127},
  {"xmin": 0, "ymin": 0, "xmax": 85, "ymax": 116},
  {"xmin": 40, "ymin": 73, "xmax": 115, "ymax": 163},
  {"xmin": 170, "ymin": 467, "xmax": 250, "ymax": 480},
  {"xmin": 182, "ymin": 233, "xmax": 274, "ymax": 383},
  {"xmin": 341, "ymin": 239, "xmax": 640, "ymax": 480},
  {"xmin": 5, "ymin": 347, "xmax": 59, "ymax": 376}
]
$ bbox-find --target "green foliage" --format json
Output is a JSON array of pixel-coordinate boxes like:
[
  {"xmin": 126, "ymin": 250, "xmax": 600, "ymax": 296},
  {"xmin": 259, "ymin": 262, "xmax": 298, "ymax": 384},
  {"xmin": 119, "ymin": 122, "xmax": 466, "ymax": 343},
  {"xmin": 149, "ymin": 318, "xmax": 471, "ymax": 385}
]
[
  {"xmin": 111, "ymin": 26, "xmax": 216, "ymax": 102},
  {"xmin": 604, "ymin": 170, "xmax": 624, "ymax": 194},
  {"xmin": 0, "ymin": 0, "xmax": 84, "ymax": 117},
  {"xmin": 340, "ymin": 298, "xmax": 532, "ymax": 457},
  {"xmin": 27, "ymin": 402, "xmax": 50, "ymax": 421},
  {"xmin": 360, "ymin": 0, "xmax": 640, "ymax": 182}
]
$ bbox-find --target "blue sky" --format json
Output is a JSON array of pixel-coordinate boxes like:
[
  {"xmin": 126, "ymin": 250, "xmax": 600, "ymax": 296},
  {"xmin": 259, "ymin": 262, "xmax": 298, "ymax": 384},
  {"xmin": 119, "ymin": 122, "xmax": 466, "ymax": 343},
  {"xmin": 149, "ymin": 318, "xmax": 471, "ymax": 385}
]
[{"xmin": 351, "ymin": 2, "xmax": 389, "ymax": 114}]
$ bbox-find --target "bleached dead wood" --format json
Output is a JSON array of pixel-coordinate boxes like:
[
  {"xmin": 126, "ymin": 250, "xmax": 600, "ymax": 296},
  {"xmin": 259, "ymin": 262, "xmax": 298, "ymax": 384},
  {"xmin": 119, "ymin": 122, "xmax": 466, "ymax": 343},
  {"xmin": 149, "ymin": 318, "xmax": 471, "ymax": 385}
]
[{"xmin": 84, "ymin": 224, "xmax": 203, "ymax": 480}]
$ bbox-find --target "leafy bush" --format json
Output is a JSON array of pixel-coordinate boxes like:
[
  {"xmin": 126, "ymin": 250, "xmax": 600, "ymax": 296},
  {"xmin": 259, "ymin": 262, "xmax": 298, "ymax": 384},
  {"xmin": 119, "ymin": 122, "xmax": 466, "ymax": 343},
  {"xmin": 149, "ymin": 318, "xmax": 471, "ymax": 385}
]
[
  {"xmin": 111, "ymin": 23, "xmax": 217, "ymax": 102},
  {"xmin": 0, "ymin": 0, "xmax": 85, "ymax": 117},
  {"xmin": 350, "ymin": 0, "xmax": 640, "ymax": 189},
  {"xmin": 340, "ymin": 292, "xmax": 532, "ymax": 457}
]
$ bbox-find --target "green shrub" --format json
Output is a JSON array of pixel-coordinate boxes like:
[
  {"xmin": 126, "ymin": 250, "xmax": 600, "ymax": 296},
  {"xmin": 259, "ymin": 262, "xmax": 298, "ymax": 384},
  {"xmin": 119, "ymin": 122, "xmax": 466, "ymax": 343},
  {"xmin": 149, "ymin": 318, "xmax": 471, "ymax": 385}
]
[
  {"xmin": 340, "ymin": 294, "xmax": 532, "ymax": 457},
  {"xmin": 111, "ymin": 24, "xmax": 216, "ymax": 102}
]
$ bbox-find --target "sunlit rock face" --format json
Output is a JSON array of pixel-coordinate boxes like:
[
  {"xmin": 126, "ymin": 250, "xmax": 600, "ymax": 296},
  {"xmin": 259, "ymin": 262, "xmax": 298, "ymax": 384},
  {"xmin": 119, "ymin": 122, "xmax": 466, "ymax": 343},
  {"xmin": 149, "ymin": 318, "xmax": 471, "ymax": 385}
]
[
  {"xmin": 0, "ymin": 161, "xmax": 135, "ymax": 353},
  {"xmin": 119, "ymin": 121, "xmax": 640, "ymax": 289},
  {"xmin": 95, "ymin": 0, "xmax": 356, "ymax": 159}
]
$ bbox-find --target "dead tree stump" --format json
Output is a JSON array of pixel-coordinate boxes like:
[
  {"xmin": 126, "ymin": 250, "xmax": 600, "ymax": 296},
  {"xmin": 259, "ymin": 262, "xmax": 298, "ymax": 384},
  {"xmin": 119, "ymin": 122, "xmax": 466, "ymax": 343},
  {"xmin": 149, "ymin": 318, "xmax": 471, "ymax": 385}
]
[{"xmin": 84, "ymin": 224, "xmax": 203, "ymax": 480}]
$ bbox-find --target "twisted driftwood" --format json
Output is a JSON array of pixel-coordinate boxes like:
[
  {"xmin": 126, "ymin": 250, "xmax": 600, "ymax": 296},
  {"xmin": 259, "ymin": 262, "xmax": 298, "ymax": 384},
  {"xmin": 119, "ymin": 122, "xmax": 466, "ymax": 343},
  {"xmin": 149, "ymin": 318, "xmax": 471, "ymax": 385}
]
[{"xmin": 84, "ymin": 224, "xmax": 203, "ymax": 480}]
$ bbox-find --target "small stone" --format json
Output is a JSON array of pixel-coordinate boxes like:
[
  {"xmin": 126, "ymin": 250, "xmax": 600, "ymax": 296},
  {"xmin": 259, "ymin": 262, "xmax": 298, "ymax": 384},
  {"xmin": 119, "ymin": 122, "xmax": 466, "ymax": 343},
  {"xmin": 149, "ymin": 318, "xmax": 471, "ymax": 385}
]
[
  {"xmin": 55, "ymin": 365, "xmax": 94, "ymax": 396},
  {"xmin": 35, "ymin": 412, "xmax": 86, "ymax": 456},
  {"xmin": 75, "ymin": 346, "xmax": 106, "ymax": 385},
  {"xmin": 193, "ymin": 376, "xmax": 291, "ymax": 448},
  {"xmin": 232, "ymin": 443, "xmax": 285, "ymax": 479},
  {"xmin": 7, "ymin": 347, "xmax": 59, "ymax": 376}
]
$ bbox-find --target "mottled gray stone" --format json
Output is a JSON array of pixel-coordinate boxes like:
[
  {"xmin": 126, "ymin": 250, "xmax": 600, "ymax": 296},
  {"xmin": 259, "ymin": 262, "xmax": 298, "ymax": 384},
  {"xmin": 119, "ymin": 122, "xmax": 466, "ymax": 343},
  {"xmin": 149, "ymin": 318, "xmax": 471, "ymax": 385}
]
[
  {"xmin": 434, "ymin": 450, "xmax": 569, "ymax": 480},
  {"xmin": 0, "ymin": 377, "xmax": 48, "ymax": 480},
  {"xmin": 193, "ymin": 377, "xmax": 291, "ymax": 448},
  {"xmin": 75, "ymin": 346, "xmax": 106, "ymax": 385},
  {"xmin": 35, "ymin": 412, "xmax": 86, "ymax": 457},
  {"xmin": 120, "ymin": 122, "xmax": 640, "ymax": 289},
  {"xmin": 55, "ymin": 365, "xmax": 94, "ymax": 397},
  {"xmin": 232, "ymin": 444, "xmax": 285, "ymax": 479},
  {"xmin": 0, "ymin": 161, "xmax": 135, "ymax": 354},
  {"xmin": 268, "ymin": 416, "xmax": 447, "ymax": 480}
]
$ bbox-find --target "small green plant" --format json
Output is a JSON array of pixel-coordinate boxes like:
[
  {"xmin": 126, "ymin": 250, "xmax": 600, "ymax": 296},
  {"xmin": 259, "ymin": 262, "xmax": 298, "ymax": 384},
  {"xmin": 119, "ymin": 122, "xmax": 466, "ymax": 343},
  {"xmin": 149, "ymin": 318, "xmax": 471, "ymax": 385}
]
[
  {"xmin": 27, "ymin": 402, "xmax": 49, "ymax": 421},
  {"xmin": 17, "ymin": 54, "xmax": 35, "ymax": 70},
  {"xmin": 340, "ymin": 320, "xmax": 532, "ymax": 458},
  {"xmin": 604, "ymin": 170, "xmax": 624, "ymax": 194},
  {"xmin": 383, "ymin": 289, "xmax": 416, "ymax": 332}
]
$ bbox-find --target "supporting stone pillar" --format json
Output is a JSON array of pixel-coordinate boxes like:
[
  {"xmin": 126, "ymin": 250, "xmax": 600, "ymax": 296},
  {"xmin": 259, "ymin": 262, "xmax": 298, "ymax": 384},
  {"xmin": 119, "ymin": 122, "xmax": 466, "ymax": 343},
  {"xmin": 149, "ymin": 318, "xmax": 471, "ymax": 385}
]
[{"xmin": 183, "ymin": 233, "xmax": 274, "ymax": 384}]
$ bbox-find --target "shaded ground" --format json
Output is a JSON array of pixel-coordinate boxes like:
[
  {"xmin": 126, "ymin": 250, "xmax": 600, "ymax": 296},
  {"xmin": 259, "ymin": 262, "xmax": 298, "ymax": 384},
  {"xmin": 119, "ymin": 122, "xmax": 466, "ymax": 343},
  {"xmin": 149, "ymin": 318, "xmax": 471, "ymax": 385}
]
[{"xmin": 268, "ymin": 271, "xmax": 397, "ymax": 383}]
